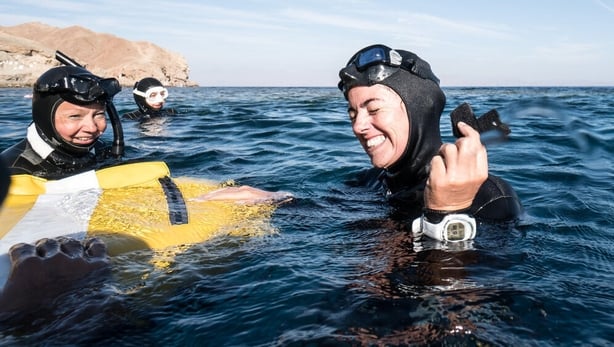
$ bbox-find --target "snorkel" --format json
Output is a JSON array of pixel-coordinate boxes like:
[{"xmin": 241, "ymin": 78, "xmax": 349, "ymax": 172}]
[{"xmin": 54, "ymin": 50, "xmax": 124, "ymax": 158}]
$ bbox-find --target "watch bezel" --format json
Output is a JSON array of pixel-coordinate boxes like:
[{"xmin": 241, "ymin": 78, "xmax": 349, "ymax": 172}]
[{"xmin": 413, "ymin": 213, "xmax": 476, "ymax": 242}]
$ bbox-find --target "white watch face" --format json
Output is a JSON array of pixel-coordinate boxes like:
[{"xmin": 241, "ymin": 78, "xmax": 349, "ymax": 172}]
[
  {"xmin": 446, "ymin": 221, "xmax": 468, "ymax": 241},
  {"xmin": 417, "ymin": 214, "xmax": 476, "ymax": 242}
]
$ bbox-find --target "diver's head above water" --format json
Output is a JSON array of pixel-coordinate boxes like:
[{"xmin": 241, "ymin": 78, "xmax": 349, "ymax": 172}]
[
  {"xmin": 32, "ymin": 66, "xmax": 121, "ymax": 156},
  {"xmin": 133, "ymin": 77, "xmax": 168, "ymax": 113},
  {"xmin": 338, "ymin": 44, "xmax": 446, "ymax": 183}
]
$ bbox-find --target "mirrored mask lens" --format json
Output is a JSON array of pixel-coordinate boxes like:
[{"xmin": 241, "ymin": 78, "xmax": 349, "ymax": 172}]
[{"xmin": 357, "ymin": 47, "xmax": 388, "ymax": 69}]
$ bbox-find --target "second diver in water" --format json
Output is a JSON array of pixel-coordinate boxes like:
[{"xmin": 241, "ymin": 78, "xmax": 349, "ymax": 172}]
[{"xmin": 122, "ymin": 77, "xmax": 177, "ymax": 121}]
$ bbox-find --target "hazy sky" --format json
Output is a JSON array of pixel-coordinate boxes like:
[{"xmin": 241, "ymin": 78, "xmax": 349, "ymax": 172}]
[{"xmin": 2, "ymin": 0, "xmax": 613, "ymax": 86}]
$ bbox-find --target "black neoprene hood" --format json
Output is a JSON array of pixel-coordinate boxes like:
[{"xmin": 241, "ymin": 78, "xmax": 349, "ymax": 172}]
[
  {"xmin": 339, "ymin": 45, "xmax": 447, "ymax": 192},
  {"xmin": 32, "ymin": 66, "xmax": 112, "ymax": 156},
  {"xmin": 133, "ymin": 77, "xmax": 164, "ymax": 113}
]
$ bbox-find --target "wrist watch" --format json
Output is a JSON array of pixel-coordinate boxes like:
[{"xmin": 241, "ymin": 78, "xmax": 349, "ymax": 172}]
[{"xmin": 412, "ymin": 213, "xmax": 476, "ymax": 242}]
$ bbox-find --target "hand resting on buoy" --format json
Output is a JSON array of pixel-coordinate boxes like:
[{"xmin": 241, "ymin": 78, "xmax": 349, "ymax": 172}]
[
  {"xmin": 192, "ymin": 185, "xmax": 293, "ymax": 205},
  {"xmin": 0, "ymin": 237, "xmax": 110, "ymax": 314}
]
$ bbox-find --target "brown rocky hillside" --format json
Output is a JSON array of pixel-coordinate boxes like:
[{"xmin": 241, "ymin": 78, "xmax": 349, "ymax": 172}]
[{"xmin": 0, "ymin": 22, "xmax": 196, "ymax": 87}]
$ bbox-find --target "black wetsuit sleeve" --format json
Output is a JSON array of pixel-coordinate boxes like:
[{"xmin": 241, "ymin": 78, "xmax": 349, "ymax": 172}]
[
  {"xmin": 0, "ymin": 140, "xmax": 37, "ymax": 175},
  {"xmin": 470, "ymin": 174, "xmax": 522, "ymax": 223}
]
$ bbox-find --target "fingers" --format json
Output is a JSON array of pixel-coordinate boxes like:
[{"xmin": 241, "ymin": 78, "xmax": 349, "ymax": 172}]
[
  {"xmin": 428, "ymin": 153, "xmax": 446, "ymax": 187},
  {"xmin": 457, "ymin": 121, "xmax": 479, "ymax": 138},
  {"xmin": 58, "ymin": 237, "xmax": 85, "ymax": 258},
  {"xmin": 9, "ymin": 237, "xmax": 109, "ymax": 263},
  {"xmin": 439, "ymin": 123, "xmax": 488, "ymax": 176},
  {"xmin": 35, "ymin": 238, "xmax": 60, "ymax": 258},
  {"xmin": 8, "ymin": 243, "xmax": 37, "ymax": 264},
  {"xmin": 436, "ymin": 143, "xmax": 460, "ymax": 175},
  {"xmin": 2, "ymin": 237, "xmax": 110, "ymax": 312},
  {"xmin": 84, "ymin": 237, "xmax": 108, "ymax": 259},
  {"xmin": 424, "ymin": 123, "xmax": 489, "ymax": 211},
  {"xmin": 33, "ymin": 237, "xmax": 86, "ymax": 259}
]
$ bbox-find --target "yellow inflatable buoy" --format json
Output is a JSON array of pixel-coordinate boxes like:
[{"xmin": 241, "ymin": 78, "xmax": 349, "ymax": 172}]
[{"xmin": 0, "ymin": 161, "xmax": 280, "ymax": 283}]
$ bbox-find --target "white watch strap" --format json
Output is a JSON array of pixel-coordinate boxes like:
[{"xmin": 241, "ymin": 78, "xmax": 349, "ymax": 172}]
[{"xmin": 412, "ymin": 214, "xmax": 476, "ymax": 242}]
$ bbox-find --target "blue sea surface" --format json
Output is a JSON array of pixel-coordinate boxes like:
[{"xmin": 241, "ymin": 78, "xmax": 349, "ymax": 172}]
[{"xmin": 0, "ymin": 86, "xmax": 612, "ymax": 346}]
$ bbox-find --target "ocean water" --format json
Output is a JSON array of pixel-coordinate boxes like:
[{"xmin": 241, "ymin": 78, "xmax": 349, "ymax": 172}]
[{"xmin": 0, "ymin": 86, "xmax": 612, "ymax": 346}]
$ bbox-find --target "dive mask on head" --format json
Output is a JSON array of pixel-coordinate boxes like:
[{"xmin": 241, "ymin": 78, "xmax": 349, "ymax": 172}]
[
  {"xmin": 35, "ymin": 73, "xmax": 121, "ymax": 104},
  {"xmin": 32, "ymin": 65, "xmax": 122, "ymax": 157},
  {"xmin": 133, "ymin": 86, "xmax": 168, "ymax": 104},
  {"xmin": 338, "ymin": 44, "xmax": 440, "ymax": 95}
]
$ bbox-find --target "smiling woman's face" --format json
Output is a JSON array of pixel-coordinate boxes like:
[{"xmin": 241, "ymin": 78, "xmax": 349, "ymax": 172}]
[
  {"xmin": 54, "ymin": 101, "xmax": 107, "ymax": 147},
  {"xmin": 346, "ymin": 84, "xmax": 409, "ymax": 169}
]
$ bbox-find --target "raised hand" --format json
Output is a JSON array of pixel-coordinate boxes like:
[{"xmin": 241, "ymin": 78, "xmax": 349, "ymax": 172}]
[{"xmin": 424, "ymin": 122, "xmax": 488, "ymax": 211}]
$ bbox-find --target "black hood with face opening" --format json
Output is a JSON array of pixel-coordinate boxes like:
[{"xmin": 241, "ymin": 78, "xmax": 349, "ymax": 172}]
[
  {"xmin": 32, "ymin": 65, "xmax": 119, "ymax": 157},
  {"xmin": 378, "ymin": 61, "xmax": 446, "ymax": 193},
  {"xmin": 133, "ymin": 77, "xmax": 164, "ymax": 114},
  {"xmin": 339, "ymin": 46, "xmax": 446, "ymax": 194}
]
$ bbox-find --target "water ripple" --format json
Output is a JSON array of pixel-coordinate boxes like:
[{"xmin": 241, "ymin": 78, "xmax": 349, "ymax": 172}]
[{"xmin": 0, "ymin": 86, "xmax": 612, "ymax": 346}]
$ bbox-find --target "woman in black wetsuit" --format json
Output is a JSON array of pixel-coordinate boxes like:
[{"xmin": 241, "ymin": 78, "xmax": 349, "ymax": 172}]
[
  {"xmin": 122, "ymin": 77, "xmax": 176, "ymax": 121},
  {"xmin": 0, "ymin": 65, "xmax": 291, "ymax": 314},
  {"xmin": 1, "ymin": 65, "xmax": 122, "ymax": 180},
  {"xmin": 0, "ymin": 65, "xmax": 115, "ymax": 313},
  {"xmin": 338, "ymin": 44, "xmax": 522, "ymax": 241}
]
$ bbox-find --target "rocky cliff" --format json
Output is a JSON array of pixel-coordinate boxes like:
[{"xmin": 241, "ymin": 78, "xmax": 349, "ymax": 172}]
[{"xmin": 0, "ymin": 22, "xmax": 196, "ymax": 88}]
